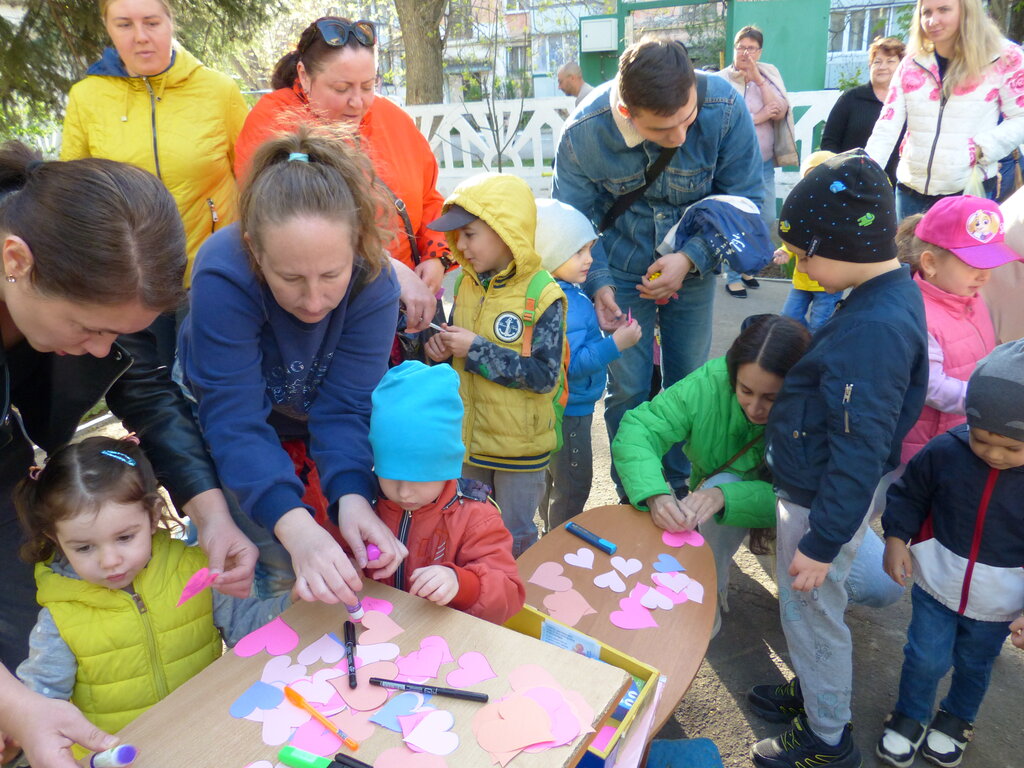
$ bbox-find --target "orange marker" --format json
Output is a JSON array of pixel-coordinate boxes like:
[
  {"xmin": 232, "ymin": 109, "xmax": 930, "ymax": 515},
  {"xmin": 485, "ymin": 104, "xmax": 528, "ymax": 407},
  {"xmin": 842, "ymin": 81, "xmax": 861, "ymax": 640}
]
[{"xmin": 283, "ymin": 685, "xmax": 359, "ymax": 751}]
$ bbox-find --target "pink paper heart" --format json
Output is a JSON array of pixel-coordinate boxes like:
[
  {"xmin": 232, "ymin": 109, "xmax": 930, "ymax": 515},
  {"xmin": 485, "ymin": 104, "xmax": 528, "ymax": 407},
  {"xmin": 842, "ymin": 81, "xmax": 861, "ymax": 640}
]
[
  {"xmin": 610, "ymin": 556, "xmax": 642, "ymax": 577},
  {"xmin": 522, "ymin": 686, "xmax": 581, "ymax": 750},
  {"xmin": 507, "ymin": 664, "xmax": 560, "ymax": 693},
  {"xmin": 257, "ymin": 703, "xmax": 308, "ymax": 745},
  {"xmin": 420, "ymin": 635, "xmax": 454, "ymax": 664},
  {"xmin": 593, "ymin": 569, "xmax": 626, "ymax": 593},
  {"xmin": 290, "ymin": 668, "xmax": 347, "ymax": 704},
  {"xmin": 177, "ymin": 566, "xmax": 217, "ymax": 607},
  {"xmin": 360, "ymin": 596, "xmax": 394, "ymax": 616},
  {"xmin": 639, "ymin": 584, "xmax": 674, "ymax": 611},
  {"xmin": 329, "ymin": 706, "xmax": 376, "ymax": 741},
  {"xmin": 290, "ymin": 717, "xmax": 349, "ymax": 757},
  {"xmin": 474, "ymin": 694, "xmax": 554, "ymax": 754},
  {"xmin": 445, "ymin": 651, "xmax": 496, "ymax": 687},
  {"xmin": 563, "ymin": 547, "xmax": 595, "ymax": 569},
  {"xmin": 610, "ymin": 598, "xmax": 659, "ymax": 630},
  {"xmin": 404, "ymin": 709, "xmax": 459, "ymax": 756},
  {"xmin": 260, "ymin": 655, "xmax": 307, "ymax": 685},
  {"xmin": 527, "ymin": 561, "xmax": 573, "ymax": 592},
  {"xmin": 333, "ymin": 660, "xmax": 398, "ymax": 711},
  {"xmin": 297, "ymin": 633, "xmax": 346, "ymax": 665},
  {"xmin": 683, "ymin": 578, "xmax": 705, "ymax": 603},
  {"xmin": 398, "ymin": 709, "xmax": 433, "ymax": 737},
  {"xmin": 235, "ymin": 616, "xmax": 300, "ymax": 658},
  {"xmin": 542, "ymin": 589, "xmax": 598, "ymax": 627},
  {"xmin": 652, "ymin": 571, "xmax": 690, "ymax": 593},
  {"xmin": 654, "ymin": 584, "xmax": 690, "ymax": 606},
  {"xmin": 374, "ymin": 746, "xmax": 449, "ymax": 768},
  {"xmin": 358, "ymin": 610, "xmax": 404, "ymax": 644},
  {"xmin": 662, "ymin": 529, "xmax": 705, "ymax": 548},
  {"xmin": 397, "ymin": 645, "xmax": 444, "ymax": 680}
]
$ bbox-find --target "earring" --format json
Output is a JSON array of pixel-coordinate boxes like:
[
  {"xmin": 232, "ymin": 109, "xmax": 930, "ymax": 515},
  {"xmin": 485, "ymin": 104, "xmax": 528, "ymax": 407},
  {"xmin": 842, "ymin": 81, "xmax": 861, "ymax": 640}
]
[{"xmin": 5, "ymin": 275, "xmax": 14, "ymax": 283}]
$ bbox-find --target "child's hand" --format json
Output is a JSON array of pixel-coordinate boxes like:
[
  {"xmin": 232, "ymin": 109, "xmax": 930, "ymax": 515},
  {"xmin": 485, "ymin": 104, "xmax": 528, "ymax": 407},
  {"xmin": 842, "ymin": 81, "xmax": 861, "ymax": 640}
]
[
  {"xmin": 788, "ymin": 549, "xmax": 830, "ymax": 592},
  {"xmin": 439, "ymin": 324, "xmax": 478, "ymax": 358},
  {"xmin": 679, "ymin": 487, "xmax": 725, "ymax": 528},
  {"xmin": 1009, "ymin": 616, "xmax": 1024, "ymax": 649},
  {"xmin": 1, "ymin": 729, "xmax": 20, "ymax": 765},
  {"xmin": 408, "ymin": 566, "xmax": 459, "ymax": 606},
  {"xmin": 883, "ymin": 536, "xmax": 913, "ymax": 587},
  {"xmin": 424, "ymin": 332, "xmax": 449, "ymax": 362},
  {"xmin": 647, "ymin": 494, "xmax": 695, "ymax": 532},
  {"xmin": 772, "ymin": 247, "xmax": 790, "ymax": 265},
  {"xmin": 612, "ymin": 318, "xmax": 642, "ymax": 351}
]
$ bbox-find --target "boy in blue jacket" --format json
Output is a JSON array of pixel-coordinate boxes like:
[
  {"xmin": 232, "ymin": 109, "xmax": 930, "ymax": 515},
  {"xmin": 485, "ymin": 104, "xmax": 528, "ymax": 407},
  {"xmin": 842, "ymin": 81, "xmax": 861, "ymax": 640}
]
[
  {"xmin": 534, "ymin": 199, "xmax": 641, "ymax": 530},
  {"xmin": 876, "ymin": 340, "xmax": 1024, "ymax": 768},
  {"xmin": 748, "ymin": 150, "xmax": 928, "ymax": 768}
]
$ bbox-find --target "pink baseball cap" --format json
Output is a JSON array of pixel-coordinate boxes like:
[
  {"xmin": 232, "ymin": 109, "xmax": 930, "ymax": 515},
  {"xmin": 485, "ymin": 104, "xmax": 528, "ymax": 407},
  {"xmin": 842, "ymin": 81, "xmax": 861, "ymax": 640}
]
[{"xmin": 915, "ymin": 195, "xmax": 1023, "ymax": 268}]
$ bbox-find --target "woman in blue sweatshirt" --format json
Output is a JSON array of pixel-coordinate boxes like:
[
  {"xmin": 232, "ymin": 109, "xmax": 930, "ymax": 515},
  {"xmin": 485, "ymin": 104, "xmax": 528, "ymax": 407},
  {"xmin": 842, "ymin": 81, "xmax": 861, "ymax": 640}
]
[{"xmin": 178, "ymin": 126, "xmax": 406, "ymax": 606}]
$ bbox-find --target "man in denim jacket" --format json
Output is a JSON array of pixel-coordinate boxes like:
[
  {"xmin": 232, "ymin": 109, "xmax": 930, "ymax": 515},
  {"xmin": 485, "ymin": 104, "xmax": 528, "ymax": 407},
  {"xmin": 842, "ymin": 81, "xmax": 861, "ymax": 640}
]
[{"xmin": 552, "ymin": 39, "xmax": 762, "ymax": 495}]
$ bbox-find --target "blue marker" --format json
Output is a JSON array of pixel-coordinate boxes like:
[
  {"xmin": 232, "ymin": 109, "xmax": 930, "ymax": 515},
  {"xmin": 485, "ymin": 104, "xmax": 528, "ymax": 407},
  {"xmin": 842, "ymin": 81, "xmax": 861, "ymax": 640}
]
[
  {"xmin": 565, "ymin": 521, "xmax": 616, "ymax": 555},
  {"xmin": 90, "ymin": 745, "xmax": 138, "ymax": 768}
]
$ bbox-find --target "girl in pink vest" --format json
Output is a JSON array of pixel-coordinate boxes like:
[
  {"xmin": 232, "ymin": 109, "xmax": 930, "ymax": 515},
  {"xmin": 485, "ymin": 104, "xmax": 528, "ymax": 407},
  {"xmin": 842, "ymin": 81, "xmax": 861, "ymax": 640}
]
[{"xmin": 897, "ymin": 195, "xmax": 1022, "ymax": 463}]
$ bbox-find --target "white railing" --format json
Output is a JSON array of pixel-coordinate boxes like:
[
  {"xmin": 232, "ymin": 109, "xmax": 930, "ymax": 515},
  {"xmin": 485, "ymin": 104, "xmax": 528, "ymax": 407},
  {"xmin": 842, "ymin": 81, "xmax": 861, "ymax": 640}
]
[{"xmin": 407, "ymin": 90, "xmax": 843, "ymax": 206}]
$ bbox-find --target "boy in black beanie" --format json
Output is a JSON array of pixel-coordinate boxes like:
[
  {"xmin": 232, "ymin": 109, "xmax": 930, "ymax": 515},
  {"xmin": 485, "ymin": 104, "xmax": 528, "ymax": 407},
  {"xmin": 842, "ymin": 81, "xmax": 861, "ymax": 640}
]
[{"xmin": 747, "ymin": 150, "xmax": 929, "ymax": 768}]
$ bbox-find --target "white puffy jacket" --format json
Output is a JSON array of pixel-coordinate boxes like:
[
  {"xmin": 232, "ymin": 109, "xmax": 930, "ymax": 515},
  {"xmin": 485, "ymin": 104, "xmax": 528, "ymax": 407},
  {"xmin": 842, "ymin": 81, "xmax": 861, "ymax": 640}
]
[{"xmin": 865, "ymin": 42, "xmax": 1024, "ymax": 196}]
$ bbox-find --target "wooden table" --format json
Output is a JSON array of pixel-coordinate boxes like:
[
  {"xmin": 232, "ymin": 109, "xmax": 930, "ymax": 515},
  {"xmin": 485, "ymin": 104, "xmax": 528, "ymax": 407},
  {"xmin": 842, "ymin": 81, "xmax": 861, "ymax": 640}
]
[
  {"xmin": 517, "ymin": 505, "xmax": 716, "ymax": 736},
  {"xmin": 89, "ymin": 580, "xmax": 630, "ymax": 768}
]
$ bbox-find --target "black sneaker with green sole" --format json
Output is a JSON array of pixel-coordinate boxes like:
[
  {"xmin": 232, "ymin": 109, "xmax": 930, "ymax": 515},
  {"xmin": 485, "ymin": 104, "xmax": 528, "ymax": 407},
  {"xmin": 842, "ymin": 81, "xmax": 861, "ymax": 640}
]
[
  {"xmin": 751, "ymin": 714, "xmax": 862, "ymax": 768},
  {"xmin": 747, "ymin": 677, "xmax": 805, "ymax": 723}
]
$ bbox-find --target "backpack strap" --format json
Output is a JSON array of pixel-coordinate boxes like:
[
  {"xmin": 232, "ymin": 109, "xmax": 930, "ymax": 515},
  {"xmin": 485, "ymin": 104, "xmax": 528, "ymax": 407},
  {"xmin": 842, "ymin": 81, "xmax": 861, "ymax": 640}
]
[{"xmin": 521, "ymin": 271, "xmax": 555, "ymax": 357}]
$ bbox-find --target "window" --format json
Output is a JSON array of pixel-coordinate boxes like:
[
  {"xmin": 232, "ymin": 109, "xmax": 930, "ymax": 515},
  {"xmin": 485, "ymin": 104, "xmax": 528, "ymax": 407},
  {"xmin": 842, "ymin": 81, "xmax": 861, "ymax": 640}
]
[
  {"xmin": 534, "ymin": 34, "xmax": 576, "ymax": 75},
  {"xmin": 448, "ymin": 0, "xmax": 473, "ymax": 40},
  {"xmin": 507, "ymin": 45, "xmax": 529, "ymax": 76},
  {"xmin": 505, "ymin": 0, "xmax": 526, "ymax": 11},
  {"xmin": 828, "ymin": 3, "xmax": 912, "ymax": 54}
]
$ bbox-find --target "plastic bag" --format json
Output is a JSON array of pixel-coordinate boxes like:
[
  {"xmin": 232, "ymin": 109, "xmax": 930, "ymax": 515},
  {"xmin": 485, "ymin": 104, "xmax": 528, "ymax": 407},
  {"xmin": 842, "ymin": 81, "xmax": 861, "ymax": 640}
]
[{"xmin": 965, "ymin": 164, "xmax": 986, "ymax": 198}]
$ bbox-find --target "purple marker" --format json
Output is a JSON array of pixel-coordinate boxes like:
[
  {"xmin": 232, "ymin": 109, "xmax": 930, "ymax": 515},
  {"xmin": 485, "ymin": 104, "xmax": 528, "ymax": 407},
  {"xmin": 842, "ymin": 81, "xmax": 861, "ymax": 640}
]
[{"xmin": 90, "ymin": 745, "xmax": 138, "ymax": 768}]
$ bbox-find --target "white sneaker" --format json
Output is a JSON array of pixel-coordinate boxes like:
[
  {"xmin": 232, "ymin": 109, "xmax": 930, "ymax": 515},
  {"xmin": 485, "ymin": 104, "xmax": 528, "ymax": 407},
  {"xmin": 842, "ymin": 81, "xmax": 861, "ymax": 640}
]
[
  {"xmin": 921, "ymin": 710, "xmax": 973, "ymax": 768},
  {"xmin": 876, "ymin": 711, "xmax": 926, "ymax": 768}
]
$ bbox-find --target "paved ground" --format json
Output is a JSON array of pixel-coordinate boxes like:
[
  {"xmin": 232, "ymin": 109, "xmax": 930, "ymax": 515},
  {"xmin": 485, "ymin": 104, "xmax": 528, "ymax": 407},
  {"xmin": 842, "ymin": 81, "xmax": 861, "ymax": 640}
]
[{"xmin": 582, "ymin": 277, "xmax": 1023, "ymax": 767}]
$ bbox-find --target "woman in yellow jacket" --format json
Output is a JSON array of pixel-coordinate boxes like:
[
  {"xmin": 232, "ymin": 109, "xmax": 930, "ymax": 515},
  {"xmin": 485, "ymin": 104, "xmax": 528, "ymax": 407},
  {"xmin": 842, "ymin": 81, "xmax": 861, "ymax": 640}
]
[{"xmin": 61, "ymin": 0, "xmax": 247, "ymax": 357}]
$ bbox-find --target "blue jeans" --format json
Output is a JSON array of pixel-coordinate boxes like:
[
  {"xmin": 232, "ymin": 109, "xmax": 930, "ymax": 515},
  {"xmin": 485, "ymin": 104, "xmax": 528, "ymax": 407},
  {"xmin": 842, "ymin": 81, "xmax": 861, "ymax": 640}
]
[
  {"xmin": 0, "ymin": 433, "xmax": 40, "ymax": 672},
  {"xmin": 896, "ymin": 177, "xmax": 998, "ymax": 220},
  {"xmin": 606, "ymin": 267, "xmax": 716, "ymax": 494},
  {"xmin": 895, "ymin": 585, "xmax": 1010, "ymax": 724},
  {"xmin": 780, "ymin": 288, "xmax": 843, "ymax": 334},
  {"xmin": 726, "ymin": 159, "xmax": 776, "ymax": 283}
]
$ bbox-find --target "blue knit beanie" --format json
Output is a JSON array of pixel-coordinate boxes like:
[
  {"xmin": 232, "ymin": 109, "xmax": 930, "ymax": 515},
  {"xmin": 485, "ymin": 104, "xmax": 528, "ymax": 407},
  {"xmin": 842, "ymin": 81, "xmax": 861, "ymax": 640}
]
[{"xmin": 370, "ymin": 361, "xmax": 466, "ymax": 482}]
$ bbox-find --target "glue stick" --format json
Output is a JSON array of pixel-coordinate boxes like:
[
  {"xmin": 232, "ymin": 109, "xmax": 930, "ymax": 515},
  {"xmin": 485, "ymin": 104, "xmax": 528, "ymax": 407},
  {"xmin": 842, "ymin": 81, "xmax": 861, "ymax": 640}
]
[{"xmin": 90, "ymin": 745, "xmax": 138, "ymax": 768}]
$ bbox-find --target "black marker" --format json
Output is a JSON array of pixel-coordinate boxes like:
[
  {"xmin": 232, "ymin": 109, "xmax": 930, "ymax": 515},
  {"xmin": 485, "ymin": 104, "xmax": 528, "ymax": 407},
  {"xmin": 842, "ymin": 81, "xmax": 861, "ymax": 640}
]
[
  {"xmin": 343, "ymin": 620, "xmax": 357, "ymax": 689},
  {"xmin": 368, "ymin": 677, "xmax": 489, "ymax": 702}
]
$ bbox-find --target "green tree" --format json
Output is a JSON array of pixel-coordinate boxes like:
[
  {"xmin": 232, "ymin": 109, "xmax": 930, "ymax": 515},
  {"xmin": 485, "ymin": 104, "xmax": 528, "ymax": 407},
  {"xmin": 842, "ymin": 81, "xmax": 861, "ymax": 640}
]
[
  {"xmin": 394, "ymin": 0, "xmax": 448, "ymax": 104},
  {"xmin": 0, "ymin": 0, "xmax": 281, "ymax": 133}
]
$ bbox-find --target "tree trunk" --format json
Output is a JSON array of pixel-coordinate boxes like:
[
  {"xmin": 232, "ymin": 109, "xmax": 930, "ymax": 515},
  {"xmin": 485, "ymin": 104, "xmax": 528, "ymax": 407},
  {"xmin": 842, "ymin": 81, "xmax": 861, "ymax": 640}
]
[
  {"xmin": 989, "ymin": 0, "xmax": 1024, "ymax": 42},
  {"xmin": 394, "ymin": 0, "xmax": 447, "ymax": 104}
]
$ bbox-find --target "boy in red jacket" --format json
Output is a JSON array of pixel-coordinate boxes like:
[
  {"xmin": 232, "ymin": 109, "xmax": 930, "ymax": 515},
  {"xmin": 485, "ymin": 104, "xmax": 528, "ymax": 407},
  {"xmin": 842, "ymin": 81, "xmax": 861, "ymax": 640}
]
[{"xmin": 368, "ymin": 360, "xmax": 525, "ymax": 624}]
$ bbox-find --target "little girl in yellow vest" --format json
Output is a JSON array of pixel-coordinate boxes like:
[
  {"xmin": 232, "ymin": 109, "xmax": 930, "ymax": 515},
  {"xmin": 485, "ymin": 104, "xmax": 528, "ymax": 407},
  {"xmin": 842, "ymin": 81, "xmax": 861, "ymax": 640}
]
[
  {"xmin": 424, "ymin": 173, "xmax": 567, "ymax": 558},
  {"xmin": 14, "ymin": 436, "xmax": 290, "ymax": 743}
]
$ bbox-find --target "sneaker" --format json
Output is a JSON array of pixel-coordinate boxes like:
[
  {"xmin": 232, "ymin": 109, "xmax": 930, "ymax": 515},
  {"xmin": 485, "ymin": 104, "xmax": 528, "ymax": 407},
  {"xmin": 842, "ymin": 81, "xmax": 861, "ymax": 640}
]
[
  {"xmin": 747, "ymin": 677, "xmax": 805, "ymax": 723},
  {"xmin": 750, "ymin": 714, "xmax": 862, "ymax": 767},
  {"xmin": 876, "ymin": 710, "xmax": 926, "ymax": 767},
  {"xmin": 920, "ymin": 710, "xmax": 973, "ymax": 767}
]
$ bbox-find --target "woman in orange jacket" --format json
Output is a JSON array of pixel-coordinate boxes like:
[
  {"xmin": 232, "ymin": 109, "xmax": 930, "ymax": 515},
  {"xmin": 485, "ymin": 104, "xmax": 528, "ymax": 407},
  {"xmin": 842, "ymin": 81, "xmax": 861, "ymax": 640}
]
[{"xmin": 234, "ymin": 17, "xmax": 451, "ymax": 334}]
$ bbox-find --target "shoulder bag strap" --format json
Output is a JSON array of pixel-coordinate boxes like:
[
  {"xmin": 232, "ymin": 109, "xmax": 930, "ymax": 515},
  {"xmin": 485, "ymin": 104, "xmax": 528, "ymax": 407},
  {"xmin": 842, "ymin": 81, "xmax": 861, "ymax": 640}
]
[
  {"xmin": 379, "ymin": 181, "xmax": 422, "ymax": 266},
  {"xmin": 694, "ymin": 431, "xmax": 762, "ymax": 491}
]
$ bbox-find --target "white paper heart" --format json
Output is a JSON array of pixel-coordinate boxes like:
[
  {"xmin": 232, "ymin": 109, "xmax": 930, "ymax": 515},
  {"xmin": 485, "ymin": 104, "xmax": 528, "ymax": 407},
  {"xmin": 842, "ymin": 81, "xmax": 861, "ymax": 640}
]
[
  {"xmin": 593, "ymin": 569, "xmax": 626, "ymax": 593},
  {"xmin": 355, "ymin": 642, "xmax": 401, "ymax": 664},
  {"xmin": 563, "ymin": 547, "xmax": 595, "ymax": 570},
  {"xmin": 260, "ymin": 655, "xmax": 306, "ymax": 686},
  {"xmin": 652, "ymin": 571, "xmax": 690, "ymax": 594},
  {"xmin": 683, "ymin": 579, "xmax": 705, "ymax": 604},
  {"xmin": 297, "ymin": 632, "xmax": 346, "ymax": 665},
  {"xmin": 639, "ymin": 585, "xmax": 674, "ymax": 611},
  {"xmin": 404, "ymin": 709, "xmax": 459, "ymax": 756},
  {"xmin": 610, "ymin": 556, "xmax": 642, "ymax": 577},
  {"xmin": 290, "ymin": 667, "xmax": 347, "ymax": 704}
]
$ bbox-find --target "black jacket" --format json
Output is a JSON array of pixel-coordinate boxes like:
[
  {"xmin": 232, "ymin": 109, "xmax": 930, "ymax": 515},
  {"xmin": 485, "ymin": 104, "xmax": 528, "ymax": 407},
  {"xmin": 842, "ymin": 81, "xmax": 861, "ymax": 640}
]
[
  {"xmin": 821, "ymin": 84, "xmax": 903, "ymax": 185},
  {"xmin": 2, "ymin": 326, "xmax": 218, "ymax": 508}
]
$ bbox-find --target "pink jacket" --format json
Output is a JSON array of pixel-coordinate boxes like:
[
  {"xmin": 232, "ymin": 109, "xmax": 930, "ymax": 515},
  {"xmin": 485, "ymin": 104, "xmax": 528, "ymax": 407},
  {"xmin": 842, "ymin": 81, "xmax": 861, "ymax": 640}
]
[{"xmin": 901, "ymin": 274, "xmax": 996, "ymax": 463}]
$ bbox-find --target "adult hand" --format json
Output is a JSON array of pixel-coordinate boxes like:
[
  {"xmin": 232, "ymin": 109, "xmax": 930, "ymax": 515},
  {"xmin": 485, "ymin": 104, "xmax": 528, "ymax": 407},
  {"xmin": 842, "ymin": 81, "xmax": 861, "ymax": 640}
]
[
  {"xmin": 679, "ymin": 487, "xmax": 725, "ymax": 528},
  {"xmin": 1010, "ymin": 616, "xmax": 1024, "ymax": 650},
  {"xmin": 882, "ymin": 537, "xmax": 913, "ymax": 587},
  {"xmin": 788, "ymin": 549, "xmax": 830, "ymax": 592},
  {"xmin": 0, "ymin": 670, "xmax": 117, "ymax": 768},
  {"xmin": 182, "ymin": 488, "xmax": 257, "ymax": 598},
  {"xmin": 593, "ymin": 286, "xmax": 624, "ymax": 331},
  {"xmin": 424, "ymin": 332, "xmax": 450, "ymax": 362},
  {"xmin": 408, "ymin": 565, "xmax": 459, "ymax": 606},
  {"xmin": 638, "ymin": 252, "xmax": 691, "ymax": 301},
  {"xmin": 337, "ymin": 494, "xmax": 407, "ymax": 581},
  {"xmin": 392, "ymin": 258, "xmax": 436, "ymax": 333},
  {"xmin": 438, "ymin": 324, "xmax": 478, "ymax": 358},
  {"xmin": 274, "ymin": 508, "xmax": 363, "ymax": 605},
  {"xmin": 647, "ymin": 494, "xmax": 692, "ymax": 532},
  {"xmin": 414, "ymin": 257, "xmax": 445, "ymax": 297}
]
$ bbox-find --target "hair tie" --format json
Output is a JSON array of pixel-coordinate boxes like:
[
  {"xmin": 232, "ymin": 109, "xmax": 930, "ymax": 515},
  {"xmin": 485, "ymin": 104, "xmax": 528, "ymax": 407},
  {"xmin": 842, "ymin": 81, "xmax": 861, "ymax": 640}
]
[
  {"xmin": 28, "ymin": 465, "xmax": 43, "ymax": 481},
  {"xmin": 288, "ymin": 152, "xmax": 309, "ymax": 163},
  {"xmin": 100, "ymin": 449, "xmax": 137, "ymax": 467},
  {"xmin": 123, "ymin": 432, "xmax": 141, "ymax": 445}
]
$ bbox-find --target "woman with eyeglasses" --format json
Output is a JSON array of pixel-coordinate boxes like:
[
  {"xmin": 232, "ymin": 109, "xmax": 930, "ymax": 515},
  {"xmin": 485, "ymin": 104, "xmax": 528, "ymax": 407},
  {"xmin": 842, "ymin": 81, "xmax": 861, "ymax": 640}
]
[
  {"xmin": 234, "ymin": 17, "xmax": 450, "ymax": 336},
  {"xmin": 866, "ymin": 0, "xmax": 1024, "ymax": 219},
  {"xmin": 60, "ymin": 0, "xmax": 248, "ymax": 364},
  {"xmin": 716, "ymin": 25, "xmax": 797, "ymax": 299},
  {"xmin": 0, "ymin": 141, "xmax": 256, "ymax": 768},
  {"xmin": 821, "ymin": 37, "xmax": 906, "ymax": 186}
]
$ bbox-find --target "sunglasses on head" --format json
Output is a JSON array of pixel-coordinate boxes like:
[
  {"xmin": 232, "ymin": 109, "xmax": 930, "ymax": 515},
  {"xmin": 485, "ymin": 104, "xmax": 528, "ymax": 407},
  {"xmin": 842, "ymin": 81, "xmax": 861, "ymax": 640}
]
[{"xmin": 315, "ymin": 19, "xmax": 376, "ymax": 48}]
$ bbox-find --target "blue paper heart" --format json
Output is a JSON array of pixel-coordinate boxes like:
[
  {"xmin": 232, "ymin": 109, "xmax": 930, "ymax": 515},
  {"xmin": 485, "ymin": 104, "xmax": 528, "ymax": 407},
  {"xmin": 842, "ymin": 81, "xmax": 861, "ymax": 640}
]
[
  {"xmin": 229, "ymin": 680, "xmax": 283, "ymax": 718},
  {"xmin": 653, "ymin": 553, "xmax": 685, "ymax": 573},
  {"xmin": 368, "ymin": 691, "xmax": 433, "ymax": 731}
]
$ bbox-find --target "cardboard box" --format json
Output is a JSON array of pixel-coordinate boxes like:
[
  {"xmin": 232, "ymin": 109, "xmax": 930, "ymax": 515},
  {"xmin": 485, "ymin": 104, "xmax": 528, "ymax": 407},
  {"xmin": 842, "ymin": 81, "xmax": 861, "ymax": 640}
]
[{"xmin": 504, "ymin": 605, "xmax": 660, "ymax": 768}]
